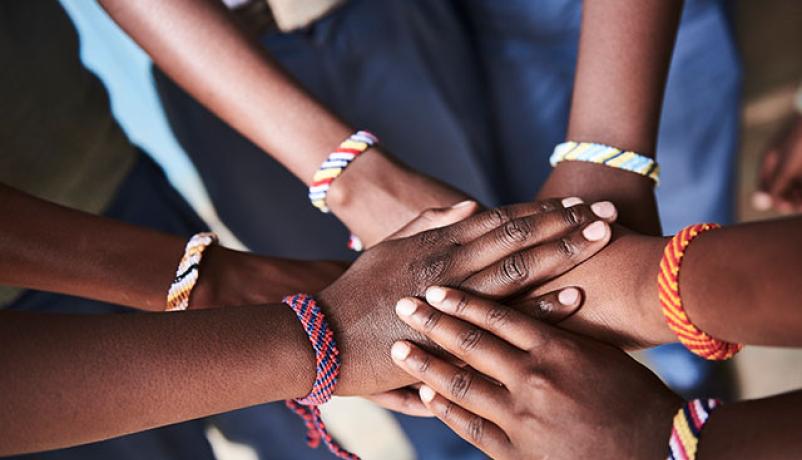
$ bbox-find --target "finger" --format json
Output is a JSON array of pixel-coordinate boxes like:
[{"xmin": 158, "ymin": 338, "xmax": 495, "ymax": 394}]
[
  {"xmin": 509, "ymin": 287, "xmax": 583, "ymax": 324},
  {"xmin": 447, "ymin": 198, "xmax": 569, "ymax": 244},
  {"xmin": 389, "ymin": 200, "xmax": 479, "ymax": 240},
  {"xmin": 456, "ymin": 200, "xmax": 617, "ymax": 271},
  {"xmin": 391, "ymin": 340, "xmax": 511, "ymax": 424},
  {"xmin": 365, "ymin": 388, "xmax": 434, "ymax": 417},
  {"xmin": 462, "ymin": 219, "xmax": 612, "ymax": 298},
  {"xmin": 418, "ymin": 385, "xmax": 511, "ymax": 459},
  {"xmin": 423, "ymin": 287, "xmax": 550, "ymax": 350},
  {"xmin": 396, "ymin": 297, "xmax": 527, "ymax": 380},
  {"xmin": 757, "ymin": 148, "xmax": 781, "ymax": 194}
]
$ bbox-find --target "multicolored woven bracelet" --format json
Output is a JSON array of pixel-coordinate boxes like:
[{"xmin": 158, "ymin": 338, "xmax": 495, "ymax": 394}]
[
  {"xmin": 283, "ymin": 294, "xmax": 359, "ymax": 460},
  {"xmin": 668, "ymin": 398, "xmax": 722, "ymax": 460},
  {"xmin": 308, "ymin": 130, "xmax": 378, "ymax": 213},
  {"xmin": 658, "ymin": 223, "xmax": 743, "ymax": 360},
  {"xmin": 550, "ymin": 141, "xmax": 660, "ymax": 184},
  {"xmin": 166, "ymin": 232, "xmax": 218, "ymax": 312}
]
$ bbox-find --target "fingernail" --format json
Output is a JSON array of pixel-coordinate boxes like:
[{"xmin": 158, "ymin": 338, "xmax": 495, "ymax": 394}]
[
  {"xmin": 590, "ymin": 201, "xmax": 616, "ymax": 219},
  {"xmin": 582, "ymin": 221, "xmax": 608, "ymax": 241},
  {"xmin": 558, "ymin": 287, "xmax": 580, "ymax": 306},
  {"xmin": 561, "ymin": 197, "xmax": 583, "ymax": 208},
  {"xmin": 396, "ymin": 298, "xmax": 418, "ymax": 317},
  {"xmin": 752, "ymin": 192, "xmax": 771, "ymax": 211},
  {"xmin": 452, "ymin": 200, "xmax": 474, "ymax": 209},
  {"xmin": 391, "ymin": 342, "xmax": 411, "ymax": 360},
  {"xmin": 425, "ymin": 286, "xmax": 447, "ymax": 304},
  {"xmin": 419, "ymin": 385, "xmax": 436, "ymax": 403}
]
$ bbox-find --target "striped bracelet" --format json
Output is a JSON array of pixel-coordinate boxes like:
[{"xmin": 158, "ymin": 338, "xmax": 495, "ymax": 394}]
[
  {"xmin": 308, "ymin": 130, "xmax": 378, "ymax": 213},
  {"xmin": 550, "ymin": 141, "xmax": 660, "ymax": 184},
  {"xmin": 283, "ymin": 294, "xmax": 359, "ymax": 460},
  {"xmin": 165, "ymin": 232, "xmax": 218, "ymax": 311},
  {"xmin": 658, "ymin": 224, "xmax": 743, "ymax": 360},
  {"xmin": 668, "ymin": 398, "xmax": 722, "ymax": 460}
]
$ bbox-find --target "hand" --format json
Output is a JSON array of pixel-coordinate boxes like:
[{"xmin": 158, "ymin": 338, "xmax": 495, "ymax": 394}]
[
  {"xmin": 521, "ymin": 228, "xmax": 676, "ymax": 349},
  {"xmin": 191, "ymin": 248, "xmax": 349, "ymax": 309},
  {"xmin": 391, "ymin": 288, "xmax": 682, "ymax": 460},
  {"xmin": 753, "ymin": 114, "xmax": 802, "ymax": 214},
  {"xmin": 319, "ymin": 198, "xmax": 618, "ymax": 395},
  {"xmin": 327, "ymin": 149, "xmax": 472, "ymax": 247}
]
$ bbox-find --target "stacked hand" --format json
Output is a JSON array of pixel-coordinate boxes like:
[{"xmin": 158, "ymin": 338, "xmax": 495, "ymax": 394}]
[
  {"xmin": 317, "ymin": 197, "xmax": 618, "ymax": 395},
  {"xmin": 391, "ymin": 288, "xmax": 682, "ymax": 459}
]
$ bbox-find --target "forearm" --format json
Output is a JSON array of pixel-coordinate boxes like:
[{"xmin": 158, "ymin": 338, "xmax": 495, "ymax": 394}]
[
  {"xmin": 99, "ymin": 0, "xmax": 348, "ymax": 182},
  {"xmin": 0, "ymin": 184, "xmax": 336, "ymax": 311},
  {"xmin": 0, "ymin": 306, "xmax": 314, "ymax": 455},
  {"xmin": 538, "ymin": 0, "xmax": 683, "ymax": 235},
  {"xmin": 698, "ymin": 390, "xmax": 802, "ymax": 459}
]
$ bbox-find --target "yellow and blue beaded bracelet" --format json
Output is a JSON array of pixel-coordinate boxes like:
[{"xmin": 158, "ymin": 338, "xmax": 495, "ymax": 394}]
[{"xmin": 550, "ymin": 141, "xmax": 660, "ymax": 185}]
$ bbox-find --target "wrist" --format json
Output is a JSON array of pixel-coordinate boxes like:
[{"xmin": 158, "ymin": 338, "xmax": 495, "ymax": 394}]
[
  {"xmin": 540, "ymin": 162, "xmax": 661, "ymax": 236},
  {"xmin": 191, "ymin": 247, "xmax": 285, "ymax": 309},
  {"xmin": 635, "ymin": 235, "xmax": 677, "ymax": 347}
]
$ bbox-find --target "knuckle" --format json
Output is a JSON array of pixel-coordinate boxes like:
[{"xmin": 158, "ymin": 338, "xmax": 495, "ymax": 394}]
[
  {"xmin": 487, "ymin": 207, "xmax": 511, "ymax": 228},
  {"xmin": 467, "ymin": 415, "xmax": 486, "ymax": 443},
  {"xmin": 521, "ymin": 366, "xmax": 551, "ymax": 391},
  {"xmin": 449, "ymin": 371, "xmax": 474, "ymax": 400},
  {"xmin": 417, "ymin": 354, "xmax": 432, "ymax": 373},
  {"xmin": 453, "ymin": 293, "xmax": 470, "ymax": 315},
  {"xmin": 417, "ymin": 253, "xmax": 452, "ymax": 282},
  {"xmin": 458, "ymin": 328, "xmax": 484, "ymax": 353},
  {"xmin": 418, "ymin": 229, "xmax": 442, "ymax": 246},
  {"xmin": 562, "ymin": 206, "xmax": 583, "ymax": 227},
  {"xmin": 535, "ymin": 200, "xmax": 557, "ymax": 213},
  {"xmin": 558, "ymin": 237, "xmax": 579, "ymax": 259},
  {"xmin": 422, "ymin": 309, "xmax": 443, "ymax": 332},
  {"xmin": 442, "ymin": 400, "xmax": 456, "ymax": 420},
  {"xmin": 500, "ymin": 253, "xmax": 529, "ymax": 284},
  {"xmin": 501, "ymin": 218, "xmax": 532, "ymax": 244},
  {"xmin": 485, "ymin": 305, "xmax": 511, "ymax": 329}
]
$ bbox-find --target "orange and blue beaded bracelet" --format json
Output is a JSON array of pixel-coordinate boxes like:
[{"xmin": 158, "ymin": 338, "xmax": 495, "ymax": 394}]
[
  {"xmin": 658, "ymin": 223, "xmax": 743, "ymax": 360},
  {"xmin": 283, "ymin": 293, "xmax": 359, "ymax": 460}
]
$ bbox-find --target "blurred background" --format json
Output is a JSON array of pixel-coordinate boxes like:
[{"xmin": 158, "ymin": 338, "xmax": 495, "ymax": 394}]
[{"xmin": 58, "ymin": 0, "xmax": 802, "ymax": 458}]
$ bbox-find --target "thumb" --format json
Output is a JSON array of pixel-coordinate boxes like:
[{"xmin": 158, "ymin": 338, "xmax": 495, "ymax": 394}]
[{"xmin": 389, "ymin": 200, "xmax": 479, "ymax": 240}]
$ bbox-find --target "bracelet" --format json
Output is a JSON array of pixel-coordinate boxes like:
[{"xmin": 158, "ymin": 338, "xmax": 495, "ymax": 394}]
[
  {"xmin": 282, "ymin": 294, "xmax": 359, "ymax": 460},
  {"xmin": 308, "ymin": 130, "xmax": 379, "ymax": 213},
  {"xmin": 550, "ymin": 141, "xmax": 660, "ymax": 184},
  {"xmin": 668, "ymin": 398, "xmax": 722, "ymax": 460},
  {"xmin": 658, "ymin": 224, "xmax": 743, "ymax": 360},
  {"xmin": 165, "ymin": 232, "xmax": 218, "ymax": 311}
]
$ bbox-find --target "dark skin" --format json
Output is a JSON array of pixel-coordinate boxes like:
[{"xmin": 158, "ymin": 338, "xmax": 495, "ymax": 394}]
[
  {"xmin": 98, "ymin": 0, "xmax": 469, "ymax": 247},
  {"xmin": 537, "ymin": 0, "xmax": 684, "ymax": 236},
  {"xmin": 390, "ymin": 211, "xmax": 802, "ymax": 457},
  {"xmin": 392, "ymin": 288, "xmax": 802, "ymax": 459},
  {"xmin": 0, "ymin": 184, "xmax": 346, "ymax": 311},
  {"xmin": 98, "ymin": 0, "xmax": 682, "ymax": 247},
  {"xmin": 0, "ymin": 198, "xmax": 618, "ymax": 455}
]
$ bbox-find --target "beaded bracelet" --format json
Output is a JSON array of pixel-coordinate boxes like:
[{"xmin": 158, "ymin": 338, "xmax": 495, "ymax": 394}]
[
  {"xmin": 308, "ymin": 130, "xmax": 378, "ymax": 213},
  {"xmin": 550, "ymin": 141, "xmax": 660, "ymax": 184},
  {"xmin": 165, "ymin": 232, "xmax": 218, "ymax": 312},
  {"xmin": 283, "ymin": 294, "xmax": 359, "ymax": 460},
  {"xmin": 658, "ymin": 224, "xmax": 743, "ymax": 360},
  {"xmin": 668, "ymin": 398, "xmax": 722, "ymax": 460}
]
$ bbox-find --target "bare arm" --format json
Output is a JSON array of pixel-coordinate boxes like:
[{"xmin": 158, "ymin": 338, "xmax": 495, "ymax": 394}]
[
  {"xmin": 98, "ymin": 0, "xmax": 468, "ymax": 245},
  {"xmin": 0, "ymin": 184, "xmax": 345, "ymax": 311},
  {"xmin": 537, "ymin": 0, "xmax": 684, "ymax": 235},
  {"xmin": 0, "ymin": 306, "xmax": 313, "ymax": 455},
  {"xmin": 539, "ymin": 216, "xmax": 802, "ymax": 348}
]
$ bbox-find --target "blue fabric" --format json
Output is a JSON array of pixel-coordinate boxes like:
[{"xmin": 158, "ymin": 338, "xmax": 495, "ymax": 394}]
[
  {"xmin": 152, "ymin": 0, "xmax": 741, "ymax": 457},
  {"xmin": 5, "ymin": 155, "xmax": 216, "ymax": 460}
]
